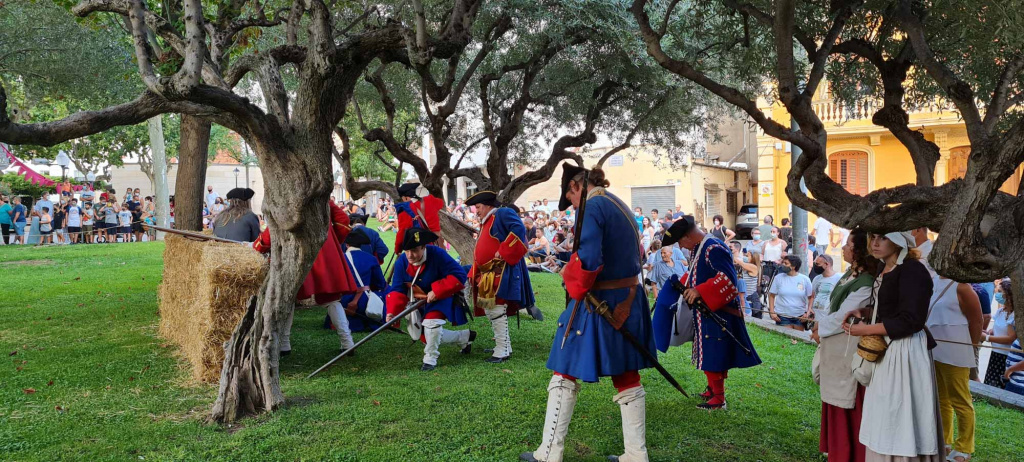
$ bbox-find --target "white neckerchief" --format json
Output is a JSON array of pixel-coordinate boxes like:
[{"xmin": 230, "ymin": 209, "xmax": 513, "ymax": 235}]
[{"xmin": 685, "ymin": 234, "xmax": 714, "ymax": 287}]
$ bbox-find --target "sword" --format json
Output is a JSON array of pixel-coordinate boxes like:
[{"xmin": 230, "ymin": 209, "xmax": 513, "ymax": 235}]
[
  {"xmin": 143, "ymin": 224, "xmax": 243, "ymax": 244},
  {"xmin": 307, "ymin": 299, "xmax": 425, "ymax": 378},
  {"xmin": 585, "ymin": 293, "xmax": 690, "ymax": 398}
]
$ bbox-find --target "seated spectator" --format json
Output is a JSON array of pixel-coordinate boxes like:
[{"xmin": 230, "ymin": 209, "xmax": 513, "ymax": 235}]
[
  {"xmin": 768, "ymin": 255, "xmax": 812, "ymax": 331},
  {"xmin": 528, "ymin": 227, "xmax": 550, "ymax": 263},
  {"xmin": 647, "ymin": 246, "xmax": 686, "ymax": 299},
  {"xmin": 1006, "ymin": 338, "xmax": 1024, "ymax": 395}
]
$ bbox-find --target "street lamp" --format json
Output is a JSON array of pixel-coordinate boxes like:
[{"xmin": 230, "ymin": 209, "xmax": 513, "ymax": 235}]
[
  {"xmin": 233, "ymin": 167, "xmax": 240, "ymax": 188},
  {"xmin": 55, "ymin": 151, "xmax": 71, "ymax": 181}
]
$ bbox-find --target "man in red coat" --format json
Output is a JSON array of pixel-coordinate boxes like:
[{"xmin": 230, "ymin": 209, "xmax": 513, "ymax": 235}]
[
  {"xmin": 253, "ymin": 200, "xmax": 359, "ymax": 355},
  {"xmin": 393, "ymin": 182, "xmax": 446, "ymax": 251}
]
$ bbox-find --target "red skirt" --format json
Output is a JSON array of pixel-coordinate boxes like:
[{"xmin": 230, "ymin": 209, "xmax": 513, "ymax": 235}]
[
  {"xmin": 820, "ymin": 384, "xmax": 866, "ymax": 462},
  {"xmin": 298, "ymin": 225, "xmax": 358, "ymax": 304}
]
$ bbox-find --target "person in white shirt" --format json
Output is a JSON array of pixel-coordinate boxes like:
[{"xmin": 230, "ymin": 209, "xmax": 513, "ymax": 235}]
[
  {"xmin": 768, "ymin": 255, "xmax": 813, "ymax": 331},
  {"xmin": 205, "ymin": 186, "xmax": 220, "ymax": 210},
  {"xmin": 813, "ymin": 216, "xmax": 832, "ymax": 255},
  {"xmin": 810, "ymin": 255, "xmax": 841, "ymax": 313},
  {"xmin": 65, "ymin": 199, "xmax": 83, "ymax": 244}
]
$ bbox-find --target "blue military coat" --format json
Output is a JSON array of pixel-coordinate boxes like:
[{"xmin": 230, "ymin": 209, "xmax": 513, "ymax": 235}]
[
  {"xmin": 546, "ymin": 190, "xmax": 656, "ymax": 383},
  {"xmin": 355, "ymin": 226, "xmax": 389, "ymax": 264},
  {"xmin": 386, "ymin": 245, "xmax": 469, "ymax": 326},
  {"xmin": 342, "ymin": 248, "xmax": 388, "ymax": 332},
  {"xmin": 653, "ymin": 235, "xmax": 761, "ymax": 372}
]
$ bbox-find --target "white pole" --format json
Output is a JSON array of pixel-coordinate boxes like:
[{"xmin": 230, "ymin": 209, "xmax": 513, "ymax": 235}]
[{"xmin": 148, "ymin": 115, "xmax": 170, "ymax": 240}]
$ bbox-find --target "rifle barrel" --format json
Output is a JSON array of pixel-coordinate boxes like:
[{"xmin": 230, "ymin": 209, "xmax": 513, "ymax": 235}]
[{"xmin": 307, "ymin": 300, "xmax": 425, "ymax": 378}]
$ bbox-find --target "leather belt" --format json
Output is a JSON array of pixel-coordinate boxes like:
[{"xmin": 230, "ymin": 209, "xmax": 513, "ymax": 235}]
[
  {"xmin": 589, "ymin": 276, "xmax": 640, "ymax": 329},
  {"xmin": 592, "ymin": 276, "xmax": 640, "ymax": 291}
]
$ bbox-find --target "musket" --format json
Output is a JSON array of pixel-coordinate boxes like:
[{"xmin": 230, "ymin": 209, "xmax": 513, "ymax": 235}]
[
  {"xmin": 348, "ymin": 309, "xmax": 405, "ymax": 335},
  {"xmin": 560, "ymin": 168, "xmax": 589, "ymax": 349},
  {"xmin": 143, "ymin": 224, "xmax": 243, "ymax": 244},
  {"xmin": 585, "ymin": 293, "xmax": 690, "ymax": 398},
  {"xmin": 383, "ymin": 251, "xmax": 398, "ymax": 281},
  {"xmin": 308, "ymin": 299, "xmax": 426, "ymax": 378},
  {"xmin": 671, "ymin": 278, "xmax": 754, "ymax": 356}
]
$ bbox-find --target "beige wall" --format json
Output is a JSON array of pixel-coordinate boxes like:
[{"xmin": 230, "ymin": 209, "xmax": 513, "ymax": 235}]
[
  {"xmin": 514, "ymin": 146, "xmax": 752, "ymax": 228},
  {"xmin": 108, "ymin": 163, "xmax": 266, "ymax": 213}
]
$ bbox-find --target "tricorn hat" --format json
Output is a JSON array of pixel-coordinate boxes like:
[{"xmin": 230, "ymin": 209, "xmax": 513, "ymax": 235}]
[
  {"xmin": 397, "ymin": 183, "xmax": 421, "ymax": 198},
  {"xmin": 558, "ymin": 163, "xmax": 587, "ymax": 212},
  {"xmin": 465, "ymin": 190, "xmax": 500, "ymax": 207},
  {"xmin": 345, "ymin": 228, "xmax": 371, "ymax": 247},
  {"xmin": 400, "ymin": 227, "xmax": 437, "ymax": 251},
  {"xmin": 226, "ymin": 188, "xmax": 256, "ymax": 201},
  {"xmin": 660, "ymin": 215, "xmax": 697, "ymax": 248}
]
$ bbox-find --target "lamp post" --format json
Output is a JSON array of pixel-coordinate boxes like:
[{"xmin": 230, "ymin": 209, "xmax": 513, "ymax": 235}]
[
  {"xmin": 233, "ymin": 167, "xmax": 240, "ymax": 188},
  {"xmin": 55, "ymin": 151, "xmax": 71, "ymax": 182}
]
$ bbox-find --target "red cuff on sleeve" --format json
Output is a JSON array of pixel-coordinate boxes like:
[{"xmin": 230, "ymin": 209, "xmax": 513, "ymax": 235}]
[
  {"xmin": 695, "ymin": 272, "xmax": 739, "ymax": 311},
  {"xmin": 498, "ymin": 233, "xmax": 529, "ymax": 264},
  {"xmin": 562, "ymin": 252, "xmax": 602, "ymax": 301},
  {"xmin": 252, "ymin": 228, "xmax": 271, "ymax": 253},
  {"xmin": 431, "ymin": 275, "xmax": 464, "ymax": 300},
  {"xmin": 386, "ymin": 291, "xmax": 410, "ymax": 317}
]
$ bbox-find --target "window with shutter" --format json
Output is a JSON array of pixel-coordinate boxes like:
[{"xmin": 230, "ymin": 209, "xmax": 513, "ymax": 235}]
[
  {"xmin": 726, "ymin": 191, "xmax": 738, "ymax": 214},
  {"xmin": 828, "ymin": 151, "xmax": 869, "ymax": 195},
  {"xmin": 948, "ymin": 145, "xmax": 1020, "ymax": 195},
  {"xmin": 706, "ymin": 190, "xmax": 721, "ymax": 218}
]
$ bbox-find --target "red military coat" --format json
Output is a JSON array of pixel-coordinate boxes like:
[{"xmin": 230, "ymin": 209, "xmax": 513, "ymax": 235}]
[{"xmin": 253, "ymin": 201, "xmax": 359, "ymax": 304}]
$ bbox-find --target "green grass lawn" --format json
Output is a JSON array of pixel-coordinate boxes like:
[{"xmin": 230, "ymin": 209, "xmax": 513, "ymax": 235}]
[{"xmin": 1, "ymin": 237, "xmax": 1022, "ymax": 461}]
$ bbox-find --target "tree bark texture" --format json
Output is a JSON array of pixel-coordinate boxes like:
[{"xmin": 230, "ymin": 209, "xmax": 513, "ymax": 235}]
[
  {"xmin": 174, "ymin": 115, "xmax": 212, "ymax": 231},
  {"xmin": 147, "ymin": 115, "xmax": 170, "ymax": 237},
  {"xmin": 439, "ymin": 210, "xmax": 477, "ymax": 264},
  {"xmin": 211, "ymin": 135, "xmax": 333, "ymax": 423}
]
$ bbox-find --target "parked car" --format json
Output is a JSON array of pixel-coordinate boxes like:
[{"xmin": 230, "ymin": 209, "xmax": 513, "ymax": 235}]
[{"xmin": 734, "ymin": 204, "xmax": 758, "ymax": 239}]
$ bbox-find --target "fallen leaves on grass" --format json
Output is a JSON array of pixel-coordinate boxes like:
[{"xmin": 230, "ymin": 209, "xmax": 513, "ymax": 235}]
[
  {"xmin": 8, "ymin": 350, "xmax": 15, "ymax": 356},
  {"xmin": 23, "ymin": 388, "xmax": 36, "ymax": 394},
  {"xmin": 372, "ymin": 400, "xmax": 381, "ymax": 406},
  {"xmin": 47, "ymin": 380, "xmax": 54, "ymax": 386}
]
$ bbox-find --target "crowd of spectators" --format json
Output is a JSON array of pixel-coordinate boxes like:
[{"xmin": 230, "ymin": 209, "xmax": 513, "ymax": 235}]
[{"xmin": 0, "ymin": 187, "xmax": 157, "ymax": 246}]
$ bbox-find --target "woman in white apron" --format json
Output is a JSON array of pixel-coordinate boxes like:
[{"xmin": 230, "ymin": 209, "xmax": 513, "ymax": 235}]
[
  {"xmin": 926, "ymin": 278, "xmax": 981, "ymax": 462},
  {"xmin": 813, "ymin": 228, "xmax": 880, "ymax": 462},
  {"xmin": 842, "ymin": 231, "xmax": 943, "ymax": 462}
]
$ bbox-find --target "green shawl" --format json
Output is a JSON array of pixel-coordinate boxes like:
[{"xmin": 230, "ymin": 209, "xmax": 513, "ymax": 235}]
[{"xmin": 827, "ymin": 268, "xmax": 874, "ymax": 314}]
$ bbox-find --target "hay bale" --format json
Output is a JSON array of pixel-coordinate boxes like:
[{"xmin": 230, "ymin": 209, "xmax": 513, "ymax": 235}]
[{"xmin": 158, "ymin": 234, "xmax": 268, "ymax": 383}]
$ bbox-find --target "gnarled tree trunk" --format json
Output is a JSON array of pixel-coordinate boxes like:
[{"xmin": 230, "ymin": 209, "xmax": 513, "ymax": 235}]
[
  {"xmin": 210, "ymin": 134, "xmax": 333, "ymax": 423},
  {"xmin": 174, "ymin": 115, "xmax": 212, "ymax": 231},
  {"xmin": 439, "ymin": 210, "xmax": 477, "ymax": 264}
]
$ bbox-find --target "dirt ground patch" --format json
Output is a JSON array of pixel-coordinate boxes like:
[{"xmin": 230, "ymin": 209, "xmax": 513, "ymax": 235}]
[{"xmin": 0, "ymin": 259, "xmax": 54, "ymax": 267}]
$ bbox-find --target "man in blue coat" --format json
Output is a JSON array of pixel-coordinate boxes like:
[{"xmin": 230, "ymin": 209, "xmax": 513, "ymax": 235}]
[
  {"xmin": 522, "ymin": 164, "xmax": 655, "ymax": 462},
  {"xmin": 333, "ymin": 231, "xmax": 388, "ymax": 336},
  {"xmin": 465, "ymin": 191, "xmax": 535, "ymax": 363},
  {"xmin": 655, "ymin": 216, "xmax": 761, "ymax": 410},
  {"xmin": 385, "ymin": 228, "xmax": 475, "ymax": 371},
  {"xmin": 349, "ymin": 215, "xmax": 388, "ymax": 264}
]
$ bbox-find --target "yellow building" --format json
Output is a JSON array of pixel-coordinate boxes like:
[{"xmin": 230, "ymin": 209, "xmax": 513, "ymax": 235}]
[
  {"xmin": 756, "ymin": 86, "xmax": 1021, "ymax": 233},
  {"xmin": 515, "ymin": 144, "xmax": 754, "ymax": 229}
]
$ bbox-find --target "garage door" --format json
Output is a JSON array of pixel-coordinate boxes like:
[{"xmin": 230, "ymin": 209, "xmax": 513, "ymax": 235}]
[{"xmin": 630, "ymin": 185, "xmax": 676, "ymax": 216}]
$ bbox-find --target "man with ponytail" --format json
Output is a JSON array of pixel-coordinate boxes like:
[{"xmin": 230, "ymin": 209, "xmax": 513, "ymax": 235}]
[{"xmin": 522, "ymin": 164, "xmax": 655, "ymax": 462}]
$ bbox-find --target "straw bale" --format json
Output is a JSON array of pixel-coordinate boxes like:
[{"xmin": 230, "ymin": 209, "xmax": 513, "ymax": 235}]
[{"xmin": 158, "ymin": 235, "xmax": 268, "ymax": 382}]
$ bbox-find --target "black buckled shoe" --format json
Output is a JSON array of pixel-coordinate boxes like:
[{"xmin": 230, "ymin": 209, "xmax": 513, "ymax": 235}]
[
  {"xmin": 526, "ymin": 306, "xmax": 545, "ymax": 321},
  {"xmin": 519, "ymin": 452, "xmax": 539, "ymax": 462},
  {"xmin": 484, "ymin": 355, "xmax": 509, "ymax": 363},
  {"xmin": 696, "ymin": 399, "xmax": 727, "ymax": 411},
  {"xmin": 420, "ymin": 363, "xmax": 436, "ymax": 372},
  {"xmin": 460, "ymin": 330, "xmax": 477, "ymax": 355}
]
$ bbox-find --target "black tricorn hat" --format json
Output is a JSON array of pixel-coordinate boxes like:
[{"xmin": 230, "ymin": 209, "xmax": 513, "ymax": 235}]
[
  {"xmin": 345, "ymin": 228, "xmax": 371, "ymax": 247},
  {"xmin": 400, "ymin": 227, "xmax": 437, "ymax": 251},
  {"xmin": 397, "ymin": 183, "xmax": 420, "ymax": 198},
  {"xmin": 465, "ymin": 190, "xmax": 499, "ymax": 207},
  {"xmin": 558, "ymin": 163, "xmax": 587, "ymax": 211},
  {"xmin": 226, "ymin": 188, "xmax": 256, "ymax": 200},
  {"xmin": 660, "ymin": 215, "xmax": 696, "ymax": 248}
]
